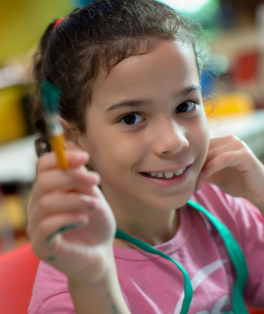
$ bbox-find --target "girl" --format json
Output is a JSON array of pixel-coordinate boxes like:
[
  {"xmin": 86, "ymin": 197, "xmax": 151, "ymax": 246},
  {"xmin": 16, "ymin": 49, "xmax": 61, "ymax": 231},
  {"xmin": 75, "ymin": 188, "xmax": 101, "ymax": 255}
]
[{"xmin": 27, "ymin": 0, "xmax": 264, "ymax": 313}]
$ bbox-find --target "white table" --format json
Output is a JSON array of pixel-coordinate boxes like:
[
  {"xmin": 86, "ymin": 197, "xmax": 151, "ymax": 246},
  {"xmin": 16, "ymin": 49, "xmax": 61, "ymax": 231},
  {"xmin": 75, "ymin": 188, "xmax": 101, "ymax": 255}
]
[{"xmin": 0, "ymin": 135, "xmax": 37, "ymax": 184}]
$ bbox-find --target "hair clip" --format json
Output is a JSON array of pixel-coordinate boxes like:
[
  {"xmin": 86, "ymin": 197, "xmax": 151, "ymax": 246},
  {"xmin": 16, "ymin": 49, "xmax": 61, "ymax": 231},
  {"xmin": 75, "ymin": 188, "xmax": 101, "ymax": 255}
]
[{"xmin": 53, "ymin": 18, "xmax": 65, "ymax": 30}]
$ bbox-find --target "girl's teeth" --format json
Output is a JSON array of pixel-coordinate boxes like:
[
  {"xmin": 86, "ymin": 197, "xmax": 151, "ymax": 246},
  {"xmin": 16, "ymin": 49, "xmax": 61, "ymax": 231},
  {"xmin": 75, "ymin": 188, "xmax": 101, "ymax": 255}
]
[
  {"xmin": 175, "ymin": 169, "xmax": 185, "ymax": 176},
  {"xmin": 146, "ymin": 168, "xmax": 186, "ymax": 179},
  {"xmin": 164, "ymin": 172, "xmax": 174, "ymax": 178}
]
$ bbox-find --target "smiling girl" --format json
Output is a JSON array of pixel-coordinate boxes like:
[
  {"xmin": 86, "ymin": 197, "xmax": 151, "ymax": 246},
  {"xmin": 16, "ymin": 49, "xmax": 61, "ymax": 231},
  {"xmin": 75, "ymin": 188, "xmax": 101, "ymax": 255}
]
[{"xmin": 27, "ymin": 1, "xmax": 264, "ymax": 313}]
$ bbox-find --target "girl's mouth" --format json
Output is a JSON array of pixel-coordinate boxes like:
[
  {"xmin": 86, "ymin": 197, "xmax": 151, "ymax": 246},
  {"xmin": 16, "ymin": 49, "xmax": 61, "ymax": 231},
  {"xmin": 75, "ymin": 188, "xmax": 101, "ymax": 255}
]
[
  {"xmin": 139, "ymin": 165, "xmax": 191, "ymax": 187},
  {"xmin": 141, "ymin": 168, "xmax": 186, "ymax": 179}
]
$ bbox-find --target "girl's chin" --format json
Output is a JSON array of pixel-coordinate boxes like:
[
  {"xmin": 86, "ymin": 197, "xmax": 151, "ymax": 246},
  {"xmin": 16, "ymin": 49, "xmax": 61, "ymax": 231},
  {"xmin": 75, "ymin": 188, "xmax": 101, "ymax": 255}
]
[{"xmin": 142, "ymin": 195, "xmax": 193, "ymax": 212}]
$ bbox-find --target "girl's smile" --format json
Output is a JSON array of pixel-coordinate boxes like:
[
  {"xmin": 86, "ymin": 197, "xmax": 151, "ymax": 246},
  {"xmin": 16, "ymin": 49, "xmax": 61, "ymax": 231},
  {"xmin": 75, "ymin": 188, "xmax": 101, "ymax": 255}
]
[
  {"xmin": 76, "ymin": 38, "xmax": 210, "ymax": 235},
  {"xmin": 139, "ymin": 164, "xmax": 192, "ymax": 188}
]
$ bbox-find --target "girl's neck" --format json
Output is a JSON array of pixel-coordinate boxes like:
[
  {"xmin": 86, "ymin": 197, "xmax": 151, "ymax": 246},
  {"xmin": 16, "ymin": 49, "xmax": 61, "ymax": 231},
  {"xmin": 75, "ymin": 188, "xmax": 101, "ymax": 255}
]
[
  {"xmin": 114, "ymin": 209, "xmax": 179, "ymax": 248},
  {"xmin": 102, "ymin": 186, "xmax": 180, "ymax": 247}
]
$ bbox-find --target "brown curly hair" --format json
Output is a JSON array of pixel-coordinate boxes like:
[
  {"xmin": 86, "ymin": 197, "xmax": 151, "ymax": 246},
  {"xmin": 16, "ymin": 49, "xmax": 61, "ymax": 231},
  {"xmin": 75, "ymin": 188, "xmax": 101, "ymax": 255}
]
[{"xmin": 32, "ymin": 0, "xmax": 203, "ymax": 155}]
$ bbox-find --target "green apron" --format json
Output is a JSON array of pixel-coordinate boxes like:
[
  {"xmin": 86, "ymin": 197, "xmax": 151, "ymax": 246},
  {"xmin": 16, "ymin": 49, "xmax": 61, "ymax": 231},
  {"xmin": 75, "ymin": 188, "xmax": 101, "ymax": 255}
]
[{"xmin": 115, "ymin": 199, "xmax": 249, "ymax": 314}]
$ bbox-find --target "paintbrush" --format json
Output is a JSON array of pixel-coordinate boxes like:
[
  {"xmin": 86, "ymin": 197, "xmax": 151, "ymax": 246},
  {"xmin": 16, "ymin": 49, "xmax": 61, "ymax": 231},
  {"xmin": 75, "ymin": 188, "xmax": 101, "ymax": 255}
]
[{"xmin": 40, "ymin": 80, "xmax": 68, "ymax": 169}]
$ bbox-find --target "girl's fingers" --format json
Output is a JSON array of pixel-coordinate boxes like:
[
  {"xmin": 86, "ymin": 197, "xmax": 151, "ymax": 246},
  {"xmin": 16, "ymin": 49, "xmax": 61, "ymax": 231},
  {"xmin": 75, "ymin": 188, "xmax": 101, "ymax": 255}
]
[
  {"xmin": 30, "ymin": 193, "xmax": 98, "ymax": 222},
  {"xmin": 30, "ymin": 212, "xmax": 89, "ymax": 252},
  {"xmin": 202, "ymin": 151, "xmax": 243, "ymax": 179},
  {"xmin": 195, "ymin": 136, "xmax": 245, "ymax": 191},
  {"xmin": 205, "ymin": 139, "xmax": 247, "ymax": 165},
  {"xmin": 46, "ymin": 221, "xmax": 86, "ymax": 244},
  {"xmin": 208, "ymin": 135, "xmax": 241, "ymax": 150},
  {"xmin": 37, "ymin": 151, "xmax": 89, "ymax": 174},
  {"xmin": 205, "ymin": 138, "xmax": 255, "ymax": 177},
  {"xmin": 33, "ymin": 168, "xmax": 100, "ymax": 200},
  {"xmin": 195, "ymin": 152, "xmax": 238, "ymax": 191}
]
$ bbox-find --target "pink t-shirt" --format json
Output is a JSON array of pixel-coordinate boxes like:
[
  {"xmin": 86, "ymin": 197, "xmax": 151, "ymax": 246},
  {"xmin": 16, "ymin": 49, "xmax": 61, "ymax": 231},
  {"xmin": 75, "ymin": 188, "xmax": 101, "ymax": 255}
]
[{"xmin": 29, "ymin": 183, "xmax": 264, "ymax": 314}]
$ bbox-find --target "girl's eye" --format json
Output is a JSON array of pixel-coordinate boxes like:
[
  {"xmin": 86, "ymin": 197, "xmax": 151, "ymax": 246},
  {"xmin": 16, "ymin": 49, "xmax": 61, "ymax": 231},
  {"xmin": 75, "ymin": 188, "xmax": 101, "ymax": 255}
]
[
  {"xmin": 120, "ymin": 112, "xmax": 143, "ymax": 125},
  {"xmin": 176, "ymin": 101, "xmax": 196, "ymax": 113}
]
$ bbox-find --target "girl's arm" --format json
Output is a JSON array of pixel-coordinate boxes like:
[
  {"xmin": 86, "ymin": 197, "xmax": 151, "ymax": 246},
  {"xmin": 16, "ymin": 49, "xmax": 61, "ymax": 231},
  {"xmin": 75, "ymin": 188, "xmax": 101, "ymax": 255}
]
[
  {"xmin": 196, "ymin": 135, "xmax": 264, "ymax": 215},
  {"xmin": 68, "ymin": 258, "xmax": 130, "ymax": 314},
  {"xmin": 27, "ymin": 151, "xmax": 130, "ymax": 314}
]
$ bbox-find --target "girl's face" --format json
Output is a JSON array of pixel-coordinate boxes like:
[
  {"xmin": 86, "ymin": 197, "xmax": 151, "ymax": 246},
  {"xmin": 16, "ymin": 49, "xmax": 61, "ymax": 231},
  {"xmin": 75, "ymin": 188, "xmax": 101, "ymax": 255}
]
[{"xmin": 78, "ymin": 39, "xmax": 210, "ymax": 213}]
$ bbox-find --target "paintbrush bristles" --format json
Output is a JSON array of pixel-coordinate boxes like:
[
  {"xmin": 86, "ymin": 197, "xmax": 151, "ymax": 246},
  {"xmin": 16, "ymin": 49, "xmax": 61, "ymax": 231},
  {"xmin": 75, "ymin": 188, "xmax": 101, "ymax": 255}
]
[{"xmin": 40, "ymin": 81, "xmax": 61, "ymax": 115}]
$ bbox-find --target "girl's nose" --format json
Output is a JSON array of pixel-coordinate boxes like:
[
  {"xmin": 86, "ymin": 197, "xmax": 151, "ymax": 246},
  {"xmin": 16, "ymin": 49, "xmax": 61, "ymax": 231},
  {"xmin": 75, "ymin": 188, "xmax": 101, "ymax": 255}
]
[{"xmin": 152, "ymin": 118, "xmax": 189, "ymax": 156}]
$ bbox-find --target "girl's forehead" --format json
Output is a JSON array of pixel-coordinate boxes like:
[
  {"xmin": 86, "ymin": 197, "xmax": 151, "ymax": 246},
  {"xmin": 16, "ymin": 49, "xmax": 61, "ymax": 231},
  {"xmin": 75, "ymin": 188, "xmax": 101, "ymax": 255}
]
[{"xmin": 92, "ymin": 39, "xmax": 198, "ymax": 95}]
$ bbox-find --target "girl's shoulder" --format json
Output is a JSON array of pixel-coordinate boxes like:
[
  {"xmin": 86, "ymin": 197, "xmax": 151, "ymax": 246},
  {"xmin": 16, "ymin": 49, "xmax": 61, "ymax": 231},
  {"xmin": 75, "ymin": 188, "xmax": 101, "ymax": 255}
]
[
  {"xmin": 191, "ymin": 182, "xmax": 264, "ymax": 249},
  {"xmin": 192, "ymin": 182, "xmax": 261, "ymax": 219}
]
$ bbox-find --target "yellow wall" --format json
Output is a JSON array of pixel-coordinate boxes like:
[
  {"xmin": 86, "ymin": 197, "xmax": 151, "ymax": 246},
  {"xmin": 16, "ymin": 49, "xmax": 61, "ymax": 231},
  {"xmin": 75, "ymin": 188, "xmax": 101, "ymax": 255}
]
[{"xmin": 0, "ymin": 0, "xmax": 73, "ymax": 63}]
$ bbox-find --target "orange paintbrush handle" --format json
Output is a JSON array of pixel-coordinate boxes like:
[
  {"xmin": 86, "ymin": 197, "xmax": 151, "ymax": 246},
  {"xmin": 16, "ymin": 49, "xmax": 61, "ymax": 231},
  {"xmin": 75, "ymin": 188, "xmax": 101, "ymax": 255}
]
[{"xmin": 50, "ymin": 133, "xmax": 68, "ymax": 169}]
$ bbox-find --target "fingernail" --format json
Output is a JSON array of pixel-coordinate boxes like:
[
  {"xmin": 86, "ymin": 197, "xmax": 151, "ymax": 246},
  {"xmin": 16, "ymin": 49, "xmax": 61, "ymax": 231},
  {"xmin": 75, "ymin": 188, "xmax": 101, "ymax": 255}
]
[
  {"xmin": 87, "ymin": 173, "xmax": 100, "ymax": 185},
  {"xmin": 80, "ymin": 195, "xmax": 97, "ymax": 210},
  {"xmin": 86, "ymin": 205, "xmax": 96, "ymax": 211},
  {"xmin": 76, "ymin": 151, "xmax": 89, "ymax": 160}
]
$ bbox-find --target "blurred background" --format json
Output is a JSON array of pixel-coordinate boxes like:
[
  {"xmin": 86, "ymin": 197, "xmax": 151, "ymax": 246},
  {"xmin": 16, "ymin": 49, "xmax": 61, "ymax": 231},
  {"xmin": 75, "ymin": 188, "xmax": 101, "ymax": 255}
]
[{"xmin": 1, "ymin": 0, "xmax": 264, "ymax": 253}]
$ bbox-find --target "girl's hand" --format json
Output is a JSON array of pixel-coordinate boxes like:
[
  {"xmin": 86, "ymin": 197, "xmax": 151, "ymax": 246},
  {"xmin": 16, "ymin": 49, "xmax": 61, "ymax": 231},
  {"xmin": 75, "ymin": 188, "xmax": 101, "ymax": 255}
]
[
  {"xmin": 27, "ymin": 151, "xmax": 116, "ymax": 286},
  {"xmin": 196, "ymin": 136, "xmax": 264, "ymax": 210}
]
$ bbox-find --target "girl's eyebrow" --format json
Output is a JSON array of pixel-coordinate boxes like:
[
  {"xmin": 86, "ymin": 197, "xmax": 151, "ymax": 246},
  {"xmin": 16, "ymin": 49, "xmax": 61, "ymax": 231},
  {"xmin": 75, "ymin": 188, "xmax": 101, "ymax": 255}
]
[
  {"xmin": 173, "ymin": 84, "xmax": 201, "ymax": 99},
  {"xmin": 105, "ymin": 100, "xmax": 149, "ymax": 112},
  {"xmin": 105, "ymin": 84, "xmax": 201, "ymax": 112}
]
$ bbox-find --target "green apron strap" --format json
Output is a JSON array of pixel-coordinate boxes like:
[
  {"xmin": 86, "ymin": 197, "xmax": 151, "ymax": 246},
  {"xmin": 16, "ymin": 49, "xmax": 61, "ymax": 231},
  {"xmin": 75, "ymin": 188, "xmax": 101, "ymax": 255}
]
[
  {"xmin": 115, "ymin": 199, "xmax": 249, "ymax": 314},
  {"xmin": 187, "ymin": 199, "xmax": 249, "ymax": 314},
  {"xmin": 115, "ymin": 228, "xmax": 193, "ymax": 314}
]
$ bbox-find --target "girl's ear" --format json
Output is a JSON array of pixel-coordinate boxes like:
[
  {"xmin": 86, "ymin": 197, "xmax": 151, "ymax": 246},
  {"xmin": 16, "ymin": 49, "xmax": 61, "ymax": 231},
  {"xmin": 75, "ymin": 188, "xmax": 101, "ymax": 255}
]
[{"xmin": 59, "ymin": 117, "xmax": 84, "ymax": 151}]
